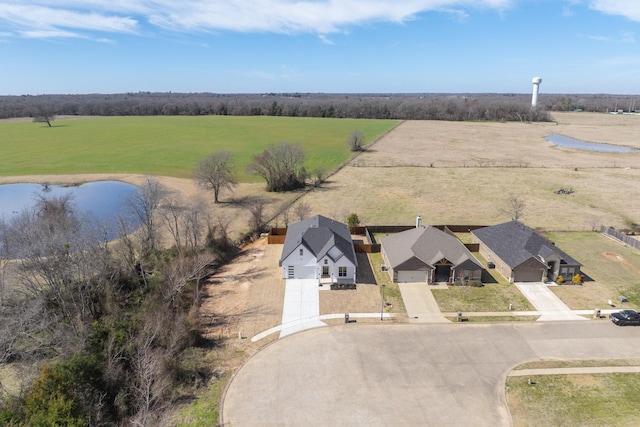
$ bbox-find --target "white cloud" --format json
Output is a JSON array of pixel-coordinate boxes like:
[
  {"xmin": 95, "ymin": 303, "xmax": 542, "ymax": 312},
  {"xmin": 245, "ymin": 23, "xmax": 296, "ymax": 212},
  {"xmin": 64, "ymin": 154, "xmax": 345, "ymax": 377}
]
[
  {"xmin": 588, "ymin": 0, "xmax": 640, "ymax": 22},
  {"xmin": 0, "ymin": 3, "xmax": 139, "ymax": 38},
  {"xmin": 0, "ymin": 0, "xmax": 514, "ymax": 39},
  {"xmin": 318, "ymin": 34, "xmax": 335, "ymax": 45}
]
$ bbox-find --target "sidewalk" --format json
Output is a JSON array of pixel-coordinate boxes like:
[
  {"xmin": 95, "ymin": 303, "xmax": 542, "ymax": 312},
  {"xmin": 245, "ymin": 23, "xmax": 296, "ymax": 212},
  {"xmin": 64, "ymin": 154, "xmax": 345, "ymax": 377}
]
[{"xmin": 508, "ymin": 366, "xmax": 640, "ymax": 377}]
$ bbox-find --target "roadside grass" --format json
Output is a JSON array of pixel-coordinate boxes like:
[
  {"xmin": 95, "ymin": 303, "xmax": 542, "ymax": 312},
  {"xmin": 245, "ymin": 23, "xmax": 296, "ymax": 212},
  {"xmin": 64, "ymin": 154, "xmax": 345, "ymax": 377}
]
[
  {"xmin": 513, "ymin": 359, "xmax": 640, "ymax": 370},
  {"xmin": 543, "ymin": 231, "xmax": 640, "ymax": 309},
  {"xmin": 444, "ymin": 315, "xmax": 539, "ymax": 322},
  {"xmin": 0, "ymin": 116, "xmax": 398, "ymax": 180},
  {"xmin": 506, "ymin": 373, "xmax": 640, "ymax": 427},
  {"xmin": 174, "ymin": 372, "xmax": 229, "ymax": 426}
]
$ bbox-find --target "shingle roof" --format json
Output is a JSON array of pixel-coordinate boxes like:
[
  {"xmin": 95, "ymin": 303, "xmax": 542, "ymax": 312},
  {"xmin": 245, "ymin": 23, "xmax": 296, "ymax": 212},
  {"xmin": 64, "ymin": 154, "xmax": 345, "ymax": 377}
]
[
  {"xmin": 471, "ymin": 220, "xmax": 581, "ymax": 269},
  {"xmin": 279, "ymin": 215, "xmax": 358, "ymax": 266},
  {"xmin": 380, "ymin": 226, "xmax": 482, "ymax": 270}
]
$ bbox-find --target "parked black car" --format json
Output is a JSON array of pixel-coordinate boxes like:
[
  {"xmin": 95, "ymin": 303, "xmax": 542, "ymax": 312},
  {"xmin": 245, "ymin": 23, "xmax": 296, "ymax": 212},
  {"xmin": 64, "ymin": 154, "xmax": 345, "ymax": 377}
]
[{"xmin": 610, "ymin": 309, "xmax": 640, "ymax": 326}]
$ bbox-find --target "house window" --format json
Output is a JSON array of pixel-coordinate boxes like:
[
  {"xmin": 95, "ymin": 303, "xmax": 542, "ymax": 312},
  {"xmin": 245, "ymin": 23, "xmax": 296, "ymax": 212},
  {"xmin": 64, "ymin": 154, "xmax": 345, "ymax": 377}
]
[
  {"xmin": 299, "ymin": 248, "xmax": 303, "ymax": 256},
  {"xmin": 324, "ymin": 259, "xmax": 328, "ymax": 264},
  {"xmin": 287, "ymin": 266, "xmax": 295, "ymax": 278},
  {"xmin": 338, "ymin": 267, "xmax": 347, "ymax": 277}
]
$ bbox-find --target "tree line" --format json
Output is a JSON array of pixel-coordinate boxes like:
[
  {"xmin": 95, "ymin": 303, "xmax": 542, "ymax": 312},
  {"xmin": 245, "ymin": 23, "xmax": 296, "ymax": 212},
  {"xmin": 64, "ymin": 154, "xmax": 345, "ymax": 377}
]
[{"xmin": 3, "ymin": 92, "xmax": 636, "ymax": 122}]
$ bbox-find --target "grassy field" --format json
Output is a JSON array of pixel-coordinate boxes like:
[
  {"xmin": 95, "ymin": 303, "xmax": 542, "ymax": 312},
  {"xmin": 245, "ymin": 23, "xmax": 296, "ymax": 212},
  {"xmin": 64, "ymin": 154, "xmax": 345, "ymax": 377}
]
[
  {"xmin": 0, "ymin": 116, "xmax": 398, "ymax": 180},
  {"xmin": 506, "ymin": 372, "xmax": 640, "ymax": 426}
]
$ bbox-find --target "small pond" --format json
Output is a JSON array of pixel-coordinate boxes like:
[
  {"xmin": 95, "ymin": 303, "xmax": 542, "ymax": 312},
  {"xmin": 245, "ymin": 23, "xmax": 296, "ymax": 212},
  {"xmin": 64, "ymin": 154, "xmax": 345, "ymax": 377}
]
[
  {"xmin": 546, "ymin": 132, "xmax": 639, "ymax": 153},
  {"xmin": 0, "ymin": 181, "xmax": 140, "ymax": 221}
]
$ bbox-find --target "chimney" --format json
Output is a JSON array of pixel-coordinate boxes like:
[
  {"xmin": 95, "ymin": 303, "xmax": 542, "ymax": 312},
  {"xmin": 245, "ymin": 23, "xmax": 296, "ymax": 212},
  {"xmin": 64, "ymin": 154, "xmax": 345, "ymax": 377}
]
[{"xmin": 416, "ymin": 215, "xmax": 422, "ymax": 228}]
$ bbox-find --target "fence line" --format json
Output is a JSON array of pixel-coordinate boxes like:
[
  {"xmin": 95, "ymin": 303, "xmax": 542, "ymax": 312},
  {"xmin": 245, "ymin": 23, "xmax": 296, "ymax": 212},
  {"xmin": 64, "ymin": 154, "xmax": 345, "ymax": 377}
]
[{"xmin": 600, "ymin": 225, "xmax": 640, "ymax": 250}]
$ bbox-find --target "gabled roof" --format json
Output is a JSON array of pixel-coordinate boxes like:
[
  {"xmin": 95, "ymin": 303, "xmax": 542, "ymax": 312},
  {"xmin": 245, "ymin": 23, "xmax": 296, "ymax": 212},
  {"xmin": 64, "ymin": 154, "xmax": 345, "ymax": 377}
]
[
  {"xmin": 279, "ymin": 215, "xmax": 357, "ymax": 266},
  {"xmin": 381, "ymin": 226, "xmax": 482, "ymax": 270},
  {"xmin": 471, "ymin": 220, "xmax": 582, "ymax": 269}
]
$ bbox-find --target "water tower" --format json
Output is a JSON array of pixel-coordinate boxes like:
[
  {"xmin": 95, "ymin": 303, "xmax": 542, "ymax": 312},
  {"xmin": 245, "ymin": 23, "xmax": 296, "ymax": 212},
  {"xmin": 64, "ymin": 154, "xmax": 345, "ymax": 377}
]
[{"xmin": 531, "ymin": 77, "xmax": 542, "ymax": 108}]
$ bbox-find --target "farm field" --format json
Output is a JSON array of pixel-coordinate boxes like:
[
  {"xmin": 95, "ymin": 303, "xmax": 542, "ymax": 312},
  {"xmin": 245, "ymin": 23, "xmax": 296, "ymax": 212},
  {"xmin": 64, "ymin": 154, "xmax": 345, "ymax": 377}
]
[
  {"xmin": 302, "ymin": 112, "xmax": 640, "ymax": 231},
  {"xmin": 0, "ymin": 115, "xmax": 399, "ymax": 179}
]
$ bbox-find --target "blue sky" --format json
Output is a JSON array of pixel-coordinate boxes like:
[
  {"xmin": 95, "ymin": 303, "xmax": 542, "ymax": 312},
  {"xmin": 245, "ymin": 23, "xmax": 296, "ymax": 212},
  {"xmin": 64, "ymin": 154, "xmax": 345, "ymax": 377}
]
[{"xmin": 1, "ymin": 0, "xmax": 639, "ymax": 95}]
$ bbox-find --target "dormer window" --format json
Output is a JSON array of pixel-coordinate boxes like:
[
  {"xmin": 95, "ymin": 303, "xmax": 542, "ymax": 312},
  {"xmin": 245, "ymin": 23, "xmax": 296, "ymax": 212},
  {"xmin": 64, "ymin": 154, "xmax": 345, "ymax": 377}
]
[{"xmin": 299, "ymin": 248, "xmax": 303, "ymax": 256}]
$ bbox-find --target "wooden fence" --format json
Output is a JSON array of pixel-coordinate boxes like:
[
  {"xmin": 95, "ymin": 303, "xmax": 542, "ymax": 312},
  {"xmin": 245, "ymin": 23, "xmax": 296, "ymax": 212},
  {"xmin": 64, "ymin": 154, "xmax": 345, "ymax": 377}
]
[
  {"xmin": 268, "ymin": 224, "xmax": 486, "ymax": 254},
  {"xmin": 601, "ymin": 225, "xmax": 640, "ymax": 250}
]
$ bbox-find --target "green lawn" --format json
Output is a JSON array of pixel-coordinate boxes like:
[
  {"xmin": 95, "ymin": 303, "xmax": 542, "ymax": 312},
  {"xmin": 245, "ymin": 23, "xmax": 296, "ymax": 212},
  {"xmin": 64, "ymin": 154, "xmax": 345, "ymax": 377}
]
[
  {"xmin": 543, "ymin": 231, "xmax": 640, "ymax": 306},
  {"xmin": 506, "ymin": 373, "xmax": 640, "ymax": 426},
  {"xmin": 0, "ymin": 116, "xmax": 399, "ymax": 180}
]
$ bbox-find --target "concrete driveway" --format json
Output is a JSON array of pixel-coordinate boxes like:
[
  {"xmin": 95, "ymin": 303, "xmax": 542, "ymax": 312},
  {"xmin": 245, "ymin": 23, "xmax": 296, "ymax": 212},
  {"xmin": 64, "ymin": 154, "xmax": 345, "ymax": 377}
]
[
  {"xmin": 279, "ymin": 279, "xmax": 326, "ymax": 338},
  {"xmin": 398, "ymin": 282, "xmax": 449, "ymax": 323},
  {"xmin": 515, "ymin": 282, "xmax": 587, "ymax": 321},
  {"xmin": 222, "ymin": 322, "xmax": 640, "ymax": 426}
]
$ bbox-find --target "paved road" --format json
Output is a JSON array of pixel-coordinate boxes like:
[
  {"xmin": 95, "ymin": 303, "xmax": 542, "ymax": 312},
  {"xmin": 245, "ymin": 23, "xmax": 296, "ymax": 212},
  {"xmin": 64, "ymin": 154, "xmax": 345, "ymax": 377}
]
[{"xmin": 222, "ymin": 322, "xmax": 640, "ymax": 426}]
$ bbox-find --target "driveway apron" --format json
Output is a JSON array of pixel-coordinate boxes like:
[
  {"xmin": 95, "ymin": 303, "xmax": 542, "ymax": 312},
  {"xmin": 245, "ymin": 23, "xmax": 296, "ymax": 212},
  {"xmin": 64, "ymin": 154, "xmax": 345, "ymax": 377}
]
[
  {"xmin": 515, "ymin": 282, "xmax": 587, "ymax": 321},
  {"xmin": 279, "ymin": 279, "xmax": 326, "ymax": 338}
]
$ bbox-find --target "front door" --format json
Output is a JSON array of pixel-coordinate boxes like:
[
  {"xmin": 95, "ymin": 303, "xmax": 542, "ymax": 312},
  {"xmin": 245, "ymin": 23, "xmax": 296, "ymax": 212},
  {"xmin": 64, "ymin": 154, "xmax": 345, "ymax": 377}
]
[{"xmin": 322, "ymin": 266, "xmax": 329, "ymax": 277}]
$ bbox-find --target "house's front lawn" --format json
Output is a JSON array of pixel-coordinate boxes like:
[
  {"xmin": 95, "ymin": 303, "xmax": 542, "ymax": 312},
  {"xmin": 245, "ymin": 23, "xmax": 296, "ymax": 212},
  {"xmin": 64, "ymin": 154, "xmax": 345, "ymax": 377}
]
[
  {"xmin": 433, "ymin": 281, "xmax": 533, "ymax": 313},
  {"xmin": 432, "ymin": 251, "xmax": 533, "ymax": 313},
  {"xmin": 544, "ymin": 231, "xmax": 640, "ymax": 310}
]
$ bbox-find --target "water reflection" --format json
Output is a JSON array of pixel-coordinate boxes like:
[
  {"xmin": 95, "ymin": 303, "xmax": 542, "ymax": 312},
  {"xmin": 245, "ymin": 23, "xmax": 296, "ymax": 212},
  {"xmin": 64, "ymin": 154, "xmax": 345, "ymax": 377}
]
[
  {"xmin": 546, "ymin": 132, "xmax": 639, "ymax": 153},
  {"xmin": 0, "ymin": 181, "xmax": 139, "ymax": 222}
]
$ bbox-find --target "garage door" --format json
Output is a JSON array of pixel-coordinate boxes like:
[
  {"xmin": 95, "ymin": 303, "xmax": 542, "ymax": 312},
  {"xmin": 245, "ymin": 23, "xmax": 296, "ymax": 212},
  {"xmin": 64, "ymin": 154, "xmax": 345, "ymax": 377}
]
[
  {"xmin": 290, "ymin": 266, "xmax": 316, "ymax": 280},
  {"xmin": 397, "ymin": 270, "xmax": 428, "ymax": 283},
  {"xmin": 513, "ymin": 268, "xmax": 544, "ymax": 282}
]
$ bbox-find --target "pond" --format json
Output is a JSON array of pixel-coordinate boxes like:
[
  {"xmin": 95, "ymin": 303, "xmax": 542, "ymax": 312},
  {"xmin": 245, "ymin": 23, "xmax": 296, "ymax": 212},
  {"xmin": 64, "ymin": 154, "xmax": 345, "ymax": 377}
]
[
  {"xmin": 546, "ymin": 132, "xmax": 639, "ymax": 153},
  {"xmin": 0, "ymin": 181, "xmax": 140, "ymax": 222}
]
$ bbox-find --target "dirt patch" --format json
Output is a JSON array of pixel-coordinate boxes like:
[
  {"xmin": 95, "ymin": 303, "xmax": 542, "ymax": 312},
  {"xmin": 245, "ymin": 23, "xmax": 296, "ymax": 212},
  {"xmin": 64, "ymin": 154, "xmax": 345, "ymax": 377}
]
[{"xmin": 603, "ymin": 252, "xmax": 625, "ymax": 262}]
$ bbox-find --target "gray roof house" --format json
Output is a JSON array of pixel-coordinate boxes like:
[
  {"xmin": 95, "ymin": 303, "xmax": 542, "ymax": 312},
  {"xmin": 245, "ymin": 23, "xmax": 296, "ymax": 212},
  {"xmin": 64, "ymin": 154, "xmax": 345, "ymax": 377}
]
[
  {"xmin": 471, "ymin": 220, "xmax": 582, "ymax": 282},
  {"xmin": 380, "ymin": 226, "xmax": 483, "ymax": 284},
  {"xmin": 279, "ymin": 215, "xmax": 357, "ymax": 283}
]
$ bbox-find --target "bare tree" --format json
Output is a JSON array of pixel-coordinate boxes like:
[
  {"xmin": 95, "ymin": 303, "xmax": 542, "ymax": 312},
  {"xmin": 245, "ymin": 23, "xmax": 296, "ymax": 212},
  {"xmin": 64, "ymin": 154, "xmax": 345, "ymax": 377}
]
[
  {"xmin": 503, "ymin": 195, "xmax": 526, "ymax": 221},
  {"xmin": 32, "ymin": 107, "xmax": 56, "ymax": 127},
  {"xmin": 346, "ymin": 130, "xmax": 365, "ymax": 151},
  {"xmin": 182, "ymin": 198, "xmax": 209, "ymax": 254},
  {"xmin": 247, "ymin": 142, "xmax": 306, "ymax": 192},
  {"xmin": 0, "ymin": 217, "xmax": 10, "ymax": 306},
  {"xmin": 193, "ymin": 151, "xmax": 237, "ymax": 203},
  {"xmin": 293, "ymin": 202, "xmax": 311, "ymax": 221},
  {"xmin": 279, "ymin": 203, "xmax": 291, "ymax": 228},
  {"xmin": 161, "ymin": 193, "xmax": 185, "ymax": 254},
  {"xmin": 244, "ymin": 197, "xmax": 268, "ymax": 234},
  {"xmin": 312, "ymin": 165, "xmax": 327, "ymax": 187},
  {"xmin": 124, "ymin": 178, "xmax": 168, "ymax": 260}
]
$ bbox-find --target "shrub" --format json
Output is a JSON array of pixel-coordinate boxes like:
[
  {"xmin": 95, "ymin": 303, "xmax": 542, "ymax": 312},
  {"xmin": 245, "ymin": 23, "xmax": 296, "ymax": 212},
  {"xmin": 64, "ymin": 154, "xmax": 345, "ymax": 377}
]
[
  {"xmin": 556, "ymin": 275, "xmax": 564, "ymax": 284},
  {"xmin": 346, "ymin": 130, "xmax": 365, "ymax": 151},
  {"xmin": 572, "ymin": 273, "xmax": 583, "ymax": 285},
  {"xmin": 346, "ymin": 213, "xmax": 361, "ymax": 228}
]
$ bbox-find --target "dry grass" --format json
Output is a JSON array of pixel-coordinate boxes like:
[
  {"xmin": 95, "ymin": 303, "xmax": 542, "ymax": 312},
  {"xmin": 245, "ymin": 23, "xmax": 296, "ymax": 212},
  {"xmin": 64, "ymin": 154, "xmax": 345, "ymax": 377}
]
[
  {"xmin": 506, "ymin": 373, "xmax": 640, "ymax": 427},
  {"xmin": 299, "ymin": 112, "xmax": 640, "ymax": 231},
  {"xmin": 354, "ymin": 112, "xmax": 640, "ymax": 169}
]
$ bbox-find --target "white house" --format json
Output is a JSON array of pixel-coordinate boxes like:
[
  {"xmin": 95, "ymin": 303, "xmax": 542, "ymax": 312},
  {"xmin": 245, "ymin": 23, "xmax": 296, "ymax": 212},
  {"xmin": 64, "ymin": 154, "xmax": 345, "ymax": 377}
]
[{"xmin": 279, "ymin": 215, "xmax": 357, "ymax": 283}]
